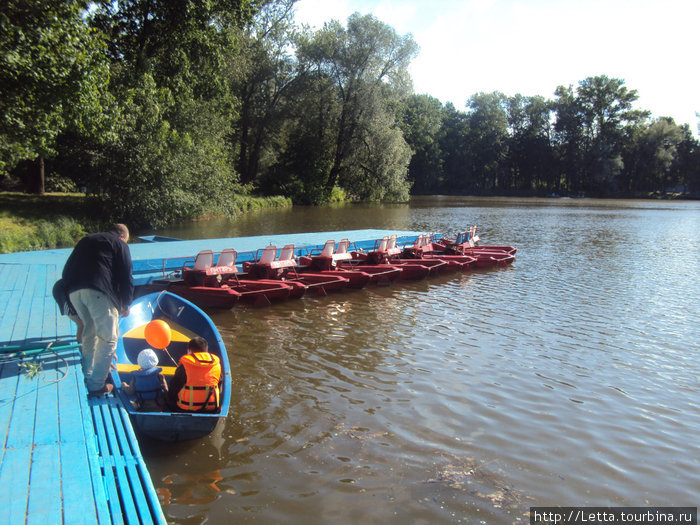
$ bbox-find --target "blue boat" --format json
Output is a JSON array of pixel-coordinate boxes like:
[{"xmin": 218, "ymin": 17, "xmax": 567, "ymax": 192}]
[{"xmin": 110, "ymin": 291, "xmax": 231, "ymax": 441}]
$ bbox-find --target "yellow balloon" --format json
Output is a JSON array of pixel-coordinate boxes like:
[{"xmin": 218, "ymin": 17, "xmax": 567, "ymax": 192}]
[{"xmin": 144, "ymin": 319, "xmax": 171, "ymax": 349}]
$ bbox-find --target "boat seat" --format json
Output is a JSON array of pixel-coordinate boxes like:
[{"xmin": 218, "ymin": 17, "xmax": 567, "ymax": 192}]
[
  {"xmin": 270, "ymin": 244, "xmax": 297, "ymax": 269},
  {"xmin": 115, "ymin": 363, "xmax": 177, "ymax": 376},
  {"xmin": 193, "ymin": 250, "xmax": 214, "ymax": 270},
  {"xmin": 258, "ymin": 246, "xmax": 278, "ymax": 265},
  {"xmin": 319, "ymin": 240, "xmax": 335, "ymax": 258},
  {"xmin": 215, "ymin": 248, "xmax": 238, "ymax": 274},
  {"xmin": 334, "ymin": 239, "xmax": 353, "ymax": 261},
  {"xmin": 385, "ymin": 234, "xmax": 401, "ymax": 257}
]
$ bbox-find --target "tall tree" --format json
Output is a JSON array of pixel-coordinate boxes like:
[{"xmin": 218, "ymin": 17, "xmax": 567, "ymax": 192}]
[
  {"xmin": 506, "ymin": 94, "xmax": 554, "ymax": 192},
  {"xmin": 0, "ymin": 0, "xmax": 111, "ymax": 192},
  {"xmin": 570, "ymin": 75, "xmax": 647, "ymax": 194},
  {"xmin": 438, "ymin": 102, "xmax": 469, "ymax": 193},
  {"xmin": 230, "ymin": 0, "xmax": 299, "ymax": 186},
  {"xmin": 292, "ymin": 13, "xmax": 417, "ymax": 202},
  {"xmin": 465, "ymin": 92, "xmax": 508, "ymax": 192},
  {"xmin": 398, "ymin": 94, "xmax": 445, "ymax": 194}
]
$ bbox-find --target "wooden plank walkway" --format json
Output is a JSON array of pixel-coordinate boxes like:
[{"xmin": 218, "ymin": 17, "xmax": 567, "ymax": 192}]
[
  {"xmin": 0, "ymin": 262, "xmax": 165, "ymax": 524},
  {"xmin": 0, "ymin": 229, "xmax": 421, "ymax": 524}
]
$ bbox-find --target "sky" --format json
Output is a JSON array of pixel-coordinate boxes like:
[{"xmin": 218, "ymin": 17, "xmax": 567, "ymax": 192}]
[{"xmin": 292, "ymin": 0, "xmax": 699, "ymax": 134}]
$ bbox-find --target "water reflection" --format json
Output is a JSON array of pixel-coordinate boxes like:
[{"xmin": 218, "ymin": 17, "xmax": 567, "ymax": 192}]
[{"xmin": 142, "ymin": 198, "xmax": 700, "ymax": 524}]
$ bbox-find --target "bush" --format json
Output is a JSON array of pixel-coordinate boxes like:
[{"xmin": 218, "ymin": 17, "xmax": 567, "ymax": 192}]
[{"xmin": 0, "ymin": 216, "xmax": 85, "ymax": 253}]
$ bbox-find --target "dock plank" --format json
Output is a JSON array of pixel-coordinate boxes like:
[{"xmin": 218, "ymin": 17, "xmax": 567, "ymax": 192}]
[
  {"xmin": 111, "ymin": 400, "xmax": 161, "ymax": 525},
  {"xmin": 0, "ymin": 266, "xmax": 29, "ymax": 343},
  {"xmin": 32, "ymin": 353, "xmax": 61, "ymax": 445},
  {"xmin": 0, "ymin": 447, "xmax": 32, "ymax": 523},
  {"xmin": 91, "ymin": 401, "xmax": 126, "ymax": 523},
  {"xmin": 8, "ymin": 264, "xmax": 44, "ymax": 343},
  {"xmin": 101, "ymin": 401, "xmax": 140, "ymax": 524},
  {"xmin": 60, "ymin": 440, "xmax": 105, "ymax": 524},
  {"xmin": 5, "ymin": 358, "xmax": 40, "ymax": 450},
  {"xmin": 26, "ymin": 444, "xmax": 62, "ymax": 524}
]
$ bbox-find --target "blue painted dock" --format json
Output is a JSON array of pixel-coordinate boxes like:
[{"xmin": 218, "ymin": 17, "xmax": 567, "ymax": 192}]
[{"xmin": 0, "ymin": 229, "xmax": 421, "ymax": 524}]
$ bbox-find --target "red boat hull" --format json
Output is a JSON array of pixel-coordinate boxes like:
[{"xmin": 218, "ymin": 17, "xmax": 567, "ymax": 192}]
[
  {"xmin": 419, "ymin": 253, "xmax": 477, "ymax": 270},
  {"xmin": 466, "ymin": 251, "xmax": 515, "ymax": 267},
  {"xmin": 166, "ymin": 282, "xmax": 241, "ymax": 309},
  {"xmin": 224, "ymin": 279, "xmax": 297, "ymax": 306},
  {"xmin": 389, "ymin": 258, "xmax": 448, "ymax": 275},
  {"xmin": 337, "ymin": 264, "xmax": 403, "ymax": 285},
  {"xmin": 302, "ymin": 269, "xmax": 371, "ymax": 289},
  {"xmin": 343, "ymin": 255, "xmax": 430, "ymax": 280},
  {"xmin": 282, "ymin": 271, "xmax": 350, "ymax": 295}
]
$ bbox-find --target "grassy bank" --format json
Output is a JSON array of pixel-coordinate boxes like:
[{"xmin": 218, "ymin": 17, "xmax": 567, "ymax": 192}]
[
  {"xmin": 0, "ymin": 192, "xmax": 99, "ymax": 253},
  {"xmin": 0, "ymin": 192, "xmax": 292, "ymax": 254}
]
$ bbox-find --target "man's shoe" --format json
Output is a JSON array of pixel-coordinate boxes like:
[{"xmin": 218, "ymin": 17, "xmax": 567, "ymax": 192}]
[{"xmin": 88, "ymin": 383, "xmax": 114, "ymax": 397}]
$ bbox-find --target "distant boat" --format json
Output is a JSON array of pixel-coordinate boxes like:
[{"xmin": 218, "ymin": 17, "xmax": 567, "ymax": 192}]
[
  {"xmin": 137, "ymin": 235, "xmax": 183, "ymax": 243},
  {"xmin": 111, "ymin": 291, "xmax": 231, "ymax": 441}
]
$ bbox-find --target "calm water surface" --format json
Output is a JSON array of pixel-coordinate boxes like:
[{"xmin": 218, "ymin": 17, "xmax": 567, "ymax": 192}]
[{"xmin": 141, "ymin": 197, "xmax": 700, "ymax": 524}]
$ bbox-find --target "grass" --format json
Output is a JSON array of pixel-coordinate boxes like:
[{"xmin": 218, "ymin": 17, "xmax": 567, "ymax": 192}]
[
  {"xmin": 0, "ymin": 192, "xmax": 100, "ymax": 253},
  {"xmin": 0, "ymin": 191, "xmax": 293, "ymax": 254}
]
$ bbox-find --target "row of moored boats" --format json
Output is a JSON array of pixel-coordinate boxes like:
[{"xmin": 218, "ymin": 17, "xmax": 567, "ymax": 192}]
[{"xmin": 144, "ymin": 227, "xmax": 516, "ymax": 309}]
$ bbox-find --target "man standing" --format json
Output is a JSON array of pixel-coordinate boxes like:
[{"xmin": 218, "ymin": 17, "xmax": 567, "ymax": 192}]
[{"xmin": 62, "ymin": 223, "xmax": 134, "ymax": 396}]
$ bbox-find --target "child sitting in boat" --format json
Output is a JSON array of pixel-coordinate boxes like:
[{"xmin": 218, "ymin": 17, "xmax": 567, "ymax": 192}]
[
  {"xmin": 167, "ymin": 337, "xmax": 222, "ymax": 412},
  {"xmin": 121, "ymin": 348, "xmax": 169, "ymax": 411}
]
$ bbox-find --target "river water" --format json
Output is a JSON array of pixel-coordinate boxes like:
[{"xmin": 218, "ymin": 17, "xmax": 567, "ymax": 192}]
[{"xmin": 140, "ymin": 197, "xmax": 699, "ymax": 524}]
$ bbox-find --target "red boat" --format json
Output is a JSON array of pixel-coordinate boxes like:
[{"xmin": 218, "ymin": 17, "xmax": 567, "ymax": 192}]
[
  {"xmin": 215, "ymin": 249, "xmax": 305, "ymax": 304},
  {"xmin": 428, "ymin": 229, "xmax": 516, "ymax": 267},
  {"xmin": 165, "ymin": 280, "xmax": 241, "ymax": 309},
  {"xmin": 299, "ymin": 239, "xmax": 400, "ymax": 286},
  {"xmin": 399, "ymin": 234, "xmax": 476, "ymax": 270},
  {"xmin": 437, "ymin": 226, "xmax": 517, "ymax": 256},
  {"xmin": 243, "ymin": 245, "xmax": 350, "ymax": 296},
  {"xmin": 148, "ymin": 249, "xmax": 303, "ymax": 308},
  {"xmin": 346, "ymin": 236, "xmax": 433, "ymax": 280}
]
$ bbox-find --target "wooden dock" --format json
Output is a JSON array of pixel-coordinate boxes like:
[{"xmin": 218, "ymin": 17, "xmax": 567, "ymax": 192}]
[{"xmin": 0, "ymin": 229, "xmax": 420, "ymax": 524}]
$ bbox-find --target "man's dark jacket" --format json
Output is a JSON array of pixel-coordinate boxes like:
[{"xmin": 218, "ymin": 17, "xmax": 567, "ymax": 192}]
[{"xmin": 62, "ymin": 231, "xmax": 134, "ymax": 311}]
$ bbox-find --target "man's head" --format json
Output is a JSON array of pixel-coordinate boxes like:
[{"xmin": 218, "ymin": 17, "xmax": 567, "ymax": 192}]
[
  {"xmin": 110, "ymin": 223, "xmax": 130, "ymax": 243},
  {"xmin": 188, "ymin": 336, "xmax": 208, "ymax": 354}
]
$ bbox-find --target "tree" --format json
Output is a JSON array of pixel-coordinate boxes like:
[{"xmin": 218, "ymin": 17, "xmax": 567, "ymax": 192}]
[
  {"xmin": 291, "ymin": 13, "xmax": 417, "ymax": 202},
  {"xmin": 0, "ymin": 0, "xmax": 111, "ymax": 192},
  {"xmin": 572, "ymin": 75, "xmax": 647, "ymax": 194},
  {"xmin": 438, "ymin": 102, "xmax": 469, "ymax": 193},
  {"xmin": 343, "ymin": 89, "xmax": 412, "ymax": 201},
  {"xmin": 506, "ymin": 94, "xmax": 554, "ymax": 192},
  {"xmin": 465, "ymin": 92, "xmax": 508, "ymax": 192},
  {"xmin": 398, "ymin": 94, "xmax": 444, "ymax": 194},
  {"xmin": 229, "ymin": 0, "xmax": 299, "ymax": 186}
]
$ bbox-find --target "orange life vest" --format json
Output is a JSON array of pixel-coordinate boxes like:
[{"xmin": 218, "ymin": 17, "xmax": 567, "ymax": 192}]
[{"xmin": 176, "ymin": 352, "xmax": 221, "ymax": 411}]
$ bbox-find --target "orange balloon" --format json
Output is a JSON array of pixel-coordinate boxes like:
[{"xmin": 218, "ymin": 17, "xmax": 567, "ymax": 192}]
[{"xmin": 144, "ymin": 319, "xmax": 172, "ymax": 349}]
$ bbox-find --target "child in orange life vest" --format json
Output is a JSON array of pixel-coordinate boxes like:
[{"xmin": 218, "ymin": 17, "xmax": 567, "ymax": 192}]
[
  {"xmin": 167, "ymin": 337, "xmax": 222, "ymax": 412},
  {"xmin": 121, "ymin": 348, "xmax": 168, "ymax": 410}
]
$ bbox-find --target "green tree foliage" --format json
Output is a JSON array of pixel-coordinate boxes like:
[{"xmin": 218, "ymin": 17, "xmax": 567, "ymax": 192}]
[
  {"xmin": 3, "ymin": 2, "xmax": 697, "ymax": 230},
  {"xmin": 0, "ymin": 0, "xmax": 111, "ymax": 191},
  {"xmin": 229, "ymin": 0, "xmax": 299, "ymax": 186},
  {"xmin": 95, "ymin": 74, "xmax": 237, "ymax": 229},
  {"xmin": 554, "ymin": 76, "xmax": 649, "ymax": 195},
  {"xmin": 82, "ymin": 0, "xmax": 258, "ymax": 227},
  {"xmin": 506, "ymin": 95, "xmax": 555, "ymax": 192},
  {"xmin": 465, "ymin": 92, "xmax": 509, "ymax": 192},
  {"xmin": 287, "ymin": 13, "xmax": 417, "ymax": 203},
  {"xmin": 437, "ymin": 103, "xmax": 469, "ymax": 192},
  {"xmin": 397, "ymin": 94, "xmax": 445, "ymax": 194}
]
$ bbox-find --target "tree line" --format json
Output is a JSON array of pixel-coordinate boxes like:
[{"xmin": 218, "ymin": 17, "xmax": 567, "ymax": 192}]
[{"xmin": 1, "ymin": 1, "xmax": 698, "ymax": 228}]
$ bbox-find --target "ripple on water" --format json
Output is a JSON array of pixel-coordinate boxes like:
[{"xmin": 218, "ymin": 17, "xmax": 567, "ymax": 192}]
[{"xmin": 152, "ymin": 200, "xmax": 700, "ymax": 524}]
